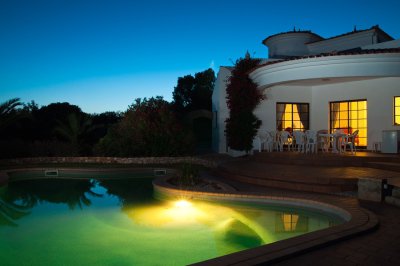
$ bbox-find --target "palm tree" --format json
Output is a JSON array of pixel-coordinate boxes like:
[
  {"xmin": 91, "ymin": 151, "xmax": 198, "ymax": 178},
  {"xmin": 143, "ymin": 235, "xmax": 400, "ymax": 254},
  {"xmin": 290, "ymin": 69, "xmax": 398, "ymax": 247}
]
[
  {"xmin": 0, "ymin": 98, "xmax": 23, "ymax": 131},
  {"xmin": 0, "ymin": 197, "xmax": 31, "ymax": 227},
  {"xmin": 54, "ymin": 113, "xmax": 97, "ymax": 155}
]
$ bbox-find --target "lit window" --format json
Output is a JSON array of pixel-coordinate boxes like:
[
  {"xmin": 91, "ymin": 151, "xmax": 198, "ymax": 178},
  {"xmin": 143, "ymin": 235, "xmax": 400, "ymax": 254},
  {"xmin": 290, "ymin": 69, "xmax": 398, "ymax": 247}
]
[
  {"xmin": 275, "ymin": 212, "xmax": 309, "ymax": 233},
  {"xmin": 395, "ymin": 97, "xmax": 400, "ymax": 126},
  {"xmin": 276, "ymin": 103, "xmax": 309, "ymax": 132},
  {"xmin": 330, "ymin": 100, "xmax": 367, "ymax": 146}
]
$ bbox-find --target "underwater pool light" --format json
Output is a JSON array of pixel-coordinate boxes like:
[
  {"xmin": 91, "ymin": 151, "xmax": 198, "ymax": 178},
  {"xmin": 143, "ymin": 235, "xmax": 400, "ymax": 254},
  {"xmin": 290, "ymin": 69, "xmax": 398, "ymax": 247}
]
[{"xmin": 174, "ymin": 199, "xmax": 192, "ymax": 208}]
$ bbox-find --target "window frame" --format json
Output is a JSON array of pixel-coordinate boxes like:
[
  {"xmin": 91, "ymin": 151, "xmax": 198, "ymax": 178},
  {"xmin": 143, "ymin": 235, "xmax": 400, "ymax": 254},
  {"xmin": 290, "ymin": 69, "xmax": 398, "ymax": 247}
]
[
  {"xmin": 394, "ymin": 96, "xmax": 400, "ymax": 126},
  {"xmin": 329, "ymin": 99, "xmax": 367, "ymax": 147},
  {"xmin": 276, "ymin": 102, "xmax": 310, "ymax": 132}
]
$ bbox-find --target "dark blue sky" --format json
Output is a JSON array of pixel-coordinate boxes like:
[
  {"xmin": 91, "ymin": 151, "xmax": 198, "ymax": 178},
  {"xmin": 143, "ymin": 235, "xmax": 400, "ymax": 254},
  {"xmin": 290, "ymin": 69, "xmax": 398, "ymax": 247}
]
[{"xmin": 1, "ymin": 0, "xmax": 399, "ymax": 113}]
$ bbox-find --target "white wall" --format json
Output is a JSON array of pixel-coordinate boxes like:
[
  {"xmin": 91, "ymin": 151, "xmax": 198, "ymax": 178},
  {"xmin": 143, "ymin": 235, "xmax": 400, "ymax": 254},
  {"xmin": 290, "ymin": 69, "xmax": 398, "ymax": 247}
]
[
  {"xmin": 255, "ymin": 85, "xmax": 312, "ymax": 134},
  {"xmin": 212, "ymin": 67, "xmax": 231, "ymax": 153},
  {"xmin": 312, "ymin": 77, "xmax": 400, "ymax": 148},
  {"xmin": 265, "ymin": 32, "xmax": 322, "ymax": 58},
  {"xmin": 213, "ymin": 75, "xmax": 400, "ymax": 152},
  {"xmin": 362, "ymin": 39, "xmax": 400, "ymax": 49},
  {"xmin": 257, "ymin": 77, "xmax": 400, "ymax": 150},
  {"xmin": 307, "ymin": 30, "xmax": 377, "ymax": 54}
]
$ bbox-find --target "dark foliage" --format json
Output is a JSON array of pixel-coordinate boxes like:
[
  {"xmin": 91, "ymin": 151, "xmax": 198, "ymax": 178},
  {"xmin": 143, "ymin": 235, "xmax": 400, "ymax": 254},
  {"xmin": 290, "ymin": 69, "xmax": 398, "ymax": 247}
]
[
  {"xmin": 225, "ymin": 56, "xmax": 264, "ymax": 152},
  {"xmin": 95, "ymin": 97, "xmax": 195, "ymax": 157},
  {"xmin": 172, "ymin": 68, "xmax": 215, "ymax": 114},
  {"xmin": 0, "ymin": 100, "xmax": 121, "ymax": 158}
]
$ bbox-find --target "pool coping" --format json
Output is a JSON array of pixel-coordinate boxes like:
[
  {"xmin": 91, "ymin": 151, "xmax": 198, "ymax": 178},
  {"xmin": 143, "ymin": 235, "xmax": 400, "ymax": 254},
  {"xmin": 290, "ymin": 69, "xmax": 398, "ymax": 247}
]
[
  {"xmin": 0, "ymin": 167, "xmax": 177, "ymax": 181},
  {"xmin": 153, "ymin": 177, "xmax": 379, "ymax": 266}
]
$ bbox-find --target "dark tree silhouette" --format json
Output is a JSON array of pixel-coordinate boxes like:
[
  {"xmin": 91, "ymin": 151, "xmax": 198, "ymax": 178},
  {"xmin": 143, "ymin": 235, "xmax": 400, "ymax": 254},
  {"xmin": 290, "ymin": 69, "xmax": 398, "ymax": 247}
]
[
  {"xmin": 172, "ymin": 68, "xmax": 215, "ymax": 114},
  {"xmin": 0, "ymin": 98, "xmax": 23, "ymax": 131},
  {"xmin": 54, "ymin": 113, "xmax": 97, "ymax": 155},
  {"xmin": 33, "ymin": 102, "xmax": 84, "ymax": 141}
]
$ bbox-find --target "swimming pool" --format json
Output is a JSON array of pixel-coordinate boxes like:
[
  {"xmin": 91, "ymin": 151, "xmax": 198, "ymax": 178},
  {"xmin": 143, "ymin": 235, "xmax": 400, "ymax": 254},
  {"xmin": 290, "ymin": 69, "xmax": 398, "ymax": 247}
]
[{"xmin": 0, "ymin": 171, "xmax": 344, "ymax": 265}]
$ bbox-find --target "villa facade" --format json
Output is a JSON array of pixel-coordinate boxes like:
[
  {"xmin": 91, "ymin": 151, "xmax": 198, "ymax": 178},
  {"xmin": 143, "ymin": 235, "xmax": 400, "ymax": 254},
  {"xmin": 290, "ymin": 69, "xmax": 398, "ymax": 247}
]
[{"xmin": 212, "ymin": 26, "xmax": 400, "ymax": 154}]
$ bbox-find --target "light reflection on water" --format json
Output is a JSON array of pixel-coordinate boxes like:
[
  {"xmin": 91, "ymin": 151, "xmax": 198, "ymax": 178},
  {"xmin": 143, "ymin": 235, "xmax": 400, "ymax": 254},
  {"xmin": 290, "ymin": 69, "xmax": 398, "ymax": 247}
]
[{"xmin": 0, "ymin": 177, "xmax": 343, "ymax": 266}]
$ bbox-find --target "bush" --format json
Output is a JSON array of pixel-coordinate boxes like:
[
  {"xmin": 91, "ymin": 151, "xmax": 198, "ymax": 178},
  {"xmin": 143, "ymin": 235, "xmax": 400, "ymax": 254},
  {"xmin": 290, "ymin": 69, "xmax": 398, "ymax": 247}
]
[
  {"xmin": 0, "ymin": 140, "xmax": 77, "ymax": 159},
  {"xmin": 95, "ymin": 97, "xmax": 195, "ymax": 157}
]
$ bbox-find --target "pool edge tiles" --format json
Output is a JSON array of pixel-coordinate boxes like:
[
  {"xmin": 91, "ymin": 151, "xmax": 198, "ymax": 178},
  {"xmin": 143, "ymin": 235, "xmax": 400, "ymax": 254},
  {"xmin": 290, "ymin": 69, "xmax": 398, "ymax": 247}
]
[
  {"xmin": 152, "ymin": 177, "xmax": 379, "ymax": 266},
  {"xmin": 4, "ymin": 167, "xmax": 177, "ymax": 181}
]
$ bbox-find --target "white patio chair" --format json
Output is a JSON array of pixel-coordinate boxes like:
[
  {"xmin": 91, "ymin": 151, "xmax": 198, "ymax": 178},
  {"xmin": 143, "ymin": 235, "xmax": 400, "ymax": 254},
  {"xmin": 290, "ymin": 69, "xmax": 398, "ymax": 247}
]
[
  {"xmin": 305, "ymin": 130, "xmax": 318, "ymax": 154},
  {"xmin": 317, "ymin": 129, "xmax": 330, "ymax": 152},
  {"xmin": 341, "ymin": 130, "xmax": 359, "ymax": 154},
  {"xmin": 269, "ymin": 130, "xmax": 280, "ymax": 151},
  {"xmin": 292, "ymin": 131, "xmax": 306, "ymax": 153},
  {"xmin": 278, "ymin": 131, "xmax": 292, "ymax": 152},
  {"xmin": 254, "ymin": 135, "xmax": 264, "ymax": 152},
  {"xmin": 254, "ymin": 132, "xmax": 274, "ymax": 152},
  {"xmin": 264, "ymin": 132, "xmax": 274, "ymax": 152}
]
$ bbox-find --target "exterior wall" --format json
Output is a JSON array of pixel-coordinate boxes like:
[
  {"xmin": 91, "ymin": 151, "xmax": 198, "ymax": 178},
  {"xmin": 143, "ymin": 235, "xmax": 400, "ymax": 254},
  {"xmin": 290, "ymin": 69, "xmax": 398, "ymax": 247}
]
[
  {"xmin": 362, "ymin": 39, "xmax": 400, "ymax": 49},
  {"xmin": 254, "ymin": 77, "xmax": 400, "ymax": 150},
  {"xmin": 212, "ymin": 67, "xmax": 231, "ymax": 153},
  {"xmin": 213, "ymin": 27, "xmax": 399, "ymax": 154},
  {"xmin": 264, "ymin": 32, "xmax": 322, "ymax": 58},
  {"xmin": 250, "ymin": 54, "xmax": 400, "ymax": 89},
  {"xmin": 255, "ymin": 86, "xmax": 312, "ymax": 134},
  {"xmin": 307, "ymin": 30, "xmax": 377, "ymax": 54},
  {"xmin": 214, "ymin": 60, "xmax": 400, "ymax": 153},
  {"xmin": 312, "ymin": 77, "xmax": 400, "ymax": 149}
]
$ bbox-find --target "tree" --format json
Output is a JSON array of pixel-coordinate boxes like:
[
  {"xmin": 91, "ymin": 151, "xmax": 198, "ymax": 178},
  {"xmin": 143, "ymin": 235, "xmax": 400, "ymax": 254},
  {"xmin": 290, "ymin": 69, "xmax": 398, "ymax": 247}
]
[
  {"xmin": 54, "ymin": 113, "xmax": 96, "ymax": 155},
  {"xmin": 0, "ymin": 98, "xmax": 23, "ymax": 131},
  {"xmin": 33, "ymin": 102, "xmax": 83, "ymax": 141},
  {"xmin": 172, "ymin": 75, "xmax": 195, "ymax": 113},
  {"xmin": 95, "ymin": 97, "xmax": 195, "ymax": 157},
  {"xmin": 172, "ymin": 68, "xmax": 215, "ymax": 113},
  {"xmin": 88, "ymin": 111, "xmax": 123, "ymax": 146},
  {"xmin": 192, "ymin": 68, "xmax": 215, "ymax": 110},
  {"xmin": 225, "ymin": 55, "xmax": 264, "ymax": 152}
]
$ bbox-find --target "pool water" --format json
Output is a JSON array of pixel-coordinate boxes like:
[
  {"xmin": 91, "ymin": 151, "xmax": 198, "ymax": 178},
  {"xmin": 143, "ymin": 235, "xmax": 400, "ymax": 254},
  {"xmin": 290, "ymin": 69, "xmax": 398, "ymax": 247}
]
[{"xmin": 0, "ymin": 177, "xmax": 343, "ymax": 265}]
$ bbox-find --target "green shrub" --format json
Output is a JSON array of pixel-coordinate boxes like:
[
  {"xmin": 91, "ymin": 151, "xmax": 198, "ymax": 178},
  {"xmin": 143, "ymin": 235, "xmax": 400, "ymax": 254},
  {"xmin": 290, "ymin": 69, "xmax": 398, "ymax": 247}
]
[{"xmin": 95, "ymin": 97, "xmax": 195, "ymax": 157}]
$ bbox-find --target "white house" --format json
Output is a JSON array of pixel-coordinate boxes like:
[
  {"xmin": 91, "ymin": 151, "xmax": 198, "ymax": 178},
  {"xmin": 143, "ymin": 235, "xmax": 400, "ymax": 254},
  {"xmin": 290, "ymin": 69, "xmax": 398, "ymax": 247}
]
[{"xmin": 212, "ymin": 25, "xmax": 400, "ymax": 154}]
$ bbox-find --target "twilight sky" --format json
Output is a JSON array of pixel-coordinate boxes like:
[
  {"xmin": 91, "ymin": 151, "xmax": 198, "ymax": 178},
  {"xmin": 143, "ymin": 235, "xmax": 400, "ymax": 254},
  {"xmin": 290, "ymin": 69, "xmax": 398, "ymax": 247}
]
[{"xmin": 1, "ymin": 0, "xmax": 399, "ymax": 113}]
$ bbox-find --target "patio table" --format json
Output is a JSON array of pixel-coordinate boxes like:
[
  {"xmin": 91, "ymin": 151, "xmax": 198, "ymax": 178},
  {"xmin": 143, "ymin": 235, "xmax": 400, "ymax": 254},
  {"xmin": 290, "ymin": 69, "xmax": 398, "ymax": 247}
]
[{"xmin": 319, "ymin": 133, "xmax": 347, "ymax": 153}]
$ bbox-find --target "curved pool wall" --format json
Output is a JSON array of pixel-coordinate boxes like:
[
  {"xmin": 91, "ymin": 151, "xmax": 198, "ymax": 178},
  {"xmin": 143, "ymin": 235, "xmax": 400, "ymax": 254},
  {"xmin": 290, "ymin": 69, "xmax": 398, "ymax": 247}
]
[{"xmin": 153, "ymin": 177, "xmax": 379, "ymax": 266}]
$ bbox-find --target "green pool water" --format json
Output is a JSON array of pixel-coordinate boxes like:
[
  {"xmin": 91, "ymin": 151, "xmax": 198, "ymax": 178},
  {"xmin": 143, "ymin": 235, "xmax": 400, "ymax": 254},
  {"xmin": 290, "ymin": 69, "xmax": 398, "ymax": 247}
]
[{"xmin": 0, "ymin": 175, "xmax": 343, "ymax": 265}]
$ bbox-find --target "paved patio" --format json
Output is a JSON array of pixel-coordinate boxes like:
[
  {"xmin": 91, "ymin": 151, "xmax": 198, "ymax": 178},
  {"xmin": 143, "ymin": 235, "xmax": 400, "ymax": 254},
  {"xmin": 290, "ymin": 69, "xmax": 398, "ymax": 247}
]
[{"xmin": 207, "ymin": 151, "xmax": 400, "ymax": 265}]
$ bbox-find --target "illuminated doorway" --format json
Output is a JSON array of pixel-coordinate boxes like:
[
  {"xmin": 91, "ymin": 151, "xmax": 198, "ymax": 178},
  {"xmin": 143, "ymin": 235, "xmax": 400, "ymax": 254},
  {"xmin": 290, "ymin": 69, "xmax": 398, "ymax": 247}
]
[{"xmin": 330, "ymin": 100, "xmax": 367, "ymax": 147}]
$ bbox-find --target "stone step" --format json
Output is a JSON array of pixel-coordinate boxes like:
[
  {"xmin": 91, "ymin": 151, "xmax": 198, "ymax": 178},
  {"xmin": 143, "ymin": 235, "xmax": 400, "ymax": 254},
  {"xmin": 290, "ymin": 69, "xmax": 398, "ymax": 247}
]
[
  {"xmin": 215, "ymin": 166, "xmax": 357, "ymax": 194},
  {"xmin": 366, "ymin": 162, "xmax": 400, "ymax": 172},
  {"xmin": 253, "ymin": 152, "xmax": 400, "ymax": 168}
]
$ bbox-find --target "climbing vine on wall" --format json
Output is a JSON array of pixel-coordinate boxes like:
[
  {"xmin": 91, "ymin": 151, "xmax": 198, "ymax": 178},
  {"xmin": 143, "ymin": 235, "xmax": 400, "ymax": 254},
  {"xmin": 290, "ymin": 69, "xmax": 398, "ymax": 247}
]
[{"xmin": 225, "ymin": 55, "xmax": 264, "ymax": 152}]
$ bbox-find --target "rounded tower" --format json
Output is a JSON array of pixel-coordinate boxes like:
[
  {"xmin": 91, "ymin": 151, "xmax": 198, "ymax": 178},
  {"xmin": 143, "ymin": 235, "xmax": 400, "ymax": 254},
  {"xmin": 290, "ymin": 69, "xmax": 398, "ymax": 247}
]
[{"xmin": 263, "ymin": 30, "xmax": 323, "ymax": 58}]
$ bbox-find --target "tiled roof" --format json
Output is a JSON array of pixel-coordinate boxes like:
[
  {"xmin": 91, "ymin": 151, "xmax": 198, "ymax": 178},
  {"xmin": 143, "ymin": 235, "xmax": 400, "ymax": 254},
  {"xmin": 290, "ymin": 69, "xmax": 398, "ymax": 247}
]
[
  {"xmin": 307, "ymin": 25, "xmax": 394, "ymax": 44},
  {"xmin": 249, "ymin": 48, "xmax": 400, "ymax": 73},
  {"xmin": 262, "ymin": 25, "xmax": 394, "ymax": 46}
]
